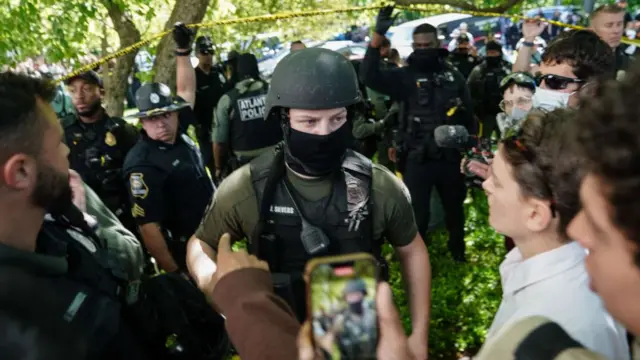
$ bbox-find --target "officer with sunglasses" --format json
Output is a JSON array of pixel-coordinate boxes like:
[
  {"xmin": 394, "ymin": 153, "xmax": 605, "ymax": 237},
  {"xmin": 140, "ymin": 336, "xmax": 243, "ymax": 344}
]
[
  {"xmin": 193, "ymin": 35, "xmax": 229, "ymax": 175},
  {"xmin": 123, "ymin": 23, "xmax": 215, "ymax": 274}
]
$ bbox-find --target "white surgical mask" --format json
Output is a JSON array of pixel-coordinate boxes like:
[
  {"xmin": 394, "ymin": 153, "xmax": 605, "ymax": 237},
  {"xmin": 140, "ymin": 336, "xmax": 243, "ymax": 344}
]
[
  {"xmin": 510, "ymin": 107, "xmax": 529, "ymax": 121},
  {"xmin": 533, "ymin": 88, "xmax": 573, "ymax": 111}
]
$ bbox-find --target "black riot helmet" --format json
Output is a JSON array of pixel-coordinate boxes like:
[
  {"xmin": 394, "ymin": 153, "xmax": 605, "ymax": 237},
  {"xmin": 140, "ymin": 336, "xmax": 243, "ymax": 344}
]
[{"xmin": 264, "ymin": 48, "xmax": 362, "ymax": 121}]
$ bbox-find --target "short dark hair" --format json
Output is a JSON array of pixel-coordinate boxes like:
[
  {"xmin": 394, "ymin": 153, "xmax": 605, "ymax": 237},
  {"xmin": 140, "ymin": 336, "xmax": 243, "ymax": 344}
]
[
  {"xmin": 413, "ymin": 23, "xmax": 438, "ymax": 37},
  {"xmin": 0, "ymin": 72, "xmax": 56, "ymax": 163},
  {"xmin": 291, "ymin": 40, "xmax": 305, "ymax": 47},
  {"xmin": 541, "ymin": 30, "xmax": 615, "ymax": 80},
  {"xmin": 591, "ymin": 4, "xmax": 625, "ymax": 20},
  {"xmin": 381, "ymin": 37, "xmax": 391, "ymax": 48},
  {"xmin": 502, "ymin": 109, "xmax": 584, "ymax": 239},
  {"xmin": 574, "ymin": 63, "xmax": 640, "ymax": 260}
]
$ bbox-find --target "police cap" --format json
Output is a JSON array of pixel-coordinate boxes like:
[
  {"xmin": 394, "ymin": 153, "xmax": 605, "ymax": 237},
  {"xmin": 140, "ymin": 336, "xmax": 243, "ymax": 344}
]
[
  {"xmin": 130, "ymin": 82, "xmax": 189, "ymax": 119},
  {"xmin": 264, "ymin": 47, "xmax": 362, "ymax": 120},
  {"xmin": 196, "ymin": 36, "xmax": 214, "ymax": 55},
  {"xmin": 343, "ymin": 279, "xmax": 367, "ymax": 295}
]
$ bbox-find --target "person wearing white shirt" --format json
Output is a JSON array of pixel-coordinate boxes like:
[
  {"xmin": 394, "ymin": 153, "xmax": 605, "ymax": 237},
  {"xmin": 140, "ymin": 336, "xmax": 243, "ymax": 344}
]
[{"xmin": 481, "ymin": 109, "xmax": 629, "ymax": 360}]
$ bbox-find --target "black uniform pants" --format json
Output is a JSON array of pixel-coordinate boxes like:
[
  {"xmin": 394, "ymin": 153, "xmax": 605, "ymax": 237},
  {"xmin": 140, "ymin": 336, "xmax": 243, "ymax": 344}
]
[{"xmin": 403, "ymin": 159, "xmax": 466, "ymax": 260}]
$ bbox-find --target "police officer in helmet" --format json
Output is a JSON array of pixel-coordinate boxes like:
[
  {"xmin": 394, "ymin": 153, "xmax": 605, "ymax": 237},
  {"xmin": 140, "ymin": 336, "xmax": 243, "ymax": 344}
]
[
  {"xmin": 191, "ymin": 47, "xmax": 431, "ymax": 359},
  {"xmin": 334, "ymin": 279, "xmax": 377, "ymax": 359},
  {"xmin": 212, "ymin": 53, "xmax": 282, "ymax": 181},
  {"xmin": 62, "ymin": 70, "xmax": 139, "ymax": 235},
  {"xmin": 361, "ymin": 6, "xmax": 475, "ymax": 264}
]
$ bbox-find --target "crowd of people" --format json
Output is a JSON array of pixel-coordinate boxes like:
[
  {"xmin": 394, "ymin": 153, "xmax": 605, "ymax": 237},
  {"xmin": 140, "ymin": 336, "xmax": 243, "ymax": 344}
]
[{"xmin": 0, "ymin": 2, "xmax": 639, "ymax": 360}]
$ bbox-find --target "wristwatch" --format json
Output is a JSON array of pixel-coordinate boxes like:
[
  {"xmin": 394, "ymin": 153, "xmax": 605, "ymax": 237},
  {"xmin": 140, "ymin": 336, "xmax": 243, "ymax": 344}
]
[{"xmin": 522, "ymin": 41, "xmax": 535, "ymax": 47}]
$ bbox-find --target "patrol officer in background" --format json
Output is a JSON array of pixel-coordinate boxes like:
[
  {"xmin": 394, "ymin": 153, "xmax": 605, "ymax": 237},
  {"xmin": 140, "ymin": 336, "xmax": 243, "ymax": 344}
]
[
  {"xmin": 191, "ymin": 47, "xmax": 431, "ymax": 360},
  {"xmin": 193, "ymin": 35, "xmax": 229, "ymax": 173},
  {"xmin": 123, "ymin": 23, "xmax": 215, "ymax": 273},
  {"xmin": 448, "ymin": 33, "xmax": 479, "ymax": 79},
  {"xmin": 355, "ymin": 37, "xmax": 399, "ymax": 172},
  {"xmin": 212, "ymin": 53, "xmax": 282, "ymax": 181},
  {"xmin": 361, "ymin": 6, "xmax": 474, "ymax": 262},
  {"xmin": 467, "ymin": 40, "xmax": 511, "ymax": 139},
  {"xmin": 63, "ymin": 70, "xmax": 139, "ymax": 234},
  {"xmin": 225, "ymin": 50, "xmax": 240, "ymax": 88}
]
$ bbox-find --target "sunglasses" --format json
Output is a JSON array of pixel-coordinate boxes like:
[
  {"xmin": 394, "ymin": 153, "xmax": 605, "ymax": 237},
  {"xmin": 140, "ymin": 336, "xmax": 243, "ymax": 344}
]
[
  {"xmin": 534, "ymin": 73, "xmax": 584, "ymax": 90},
  {"xmin": 501, "ymin": 127, "xmax": 557, "ymax": 217},
  {"xmin": 500, "ymin": 72, "xmax": 536, "ymax": 89}
]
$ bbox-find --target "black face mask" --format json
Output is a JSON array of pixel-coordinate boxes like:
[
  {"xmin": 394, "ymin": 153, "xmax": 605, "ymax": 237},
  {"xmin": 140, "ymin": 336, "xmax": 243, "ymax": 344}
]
[
  {"xmin": 486, "ymin": 56, "xmax": 501, "ymax": 67},
  {"xmin": 284, "ymin": 121, "xmax": 351, "ymax": 177},
  {"xmin": 348, "ymin": 301, "xmax": 364, "ymax": 315},
  {"xmin": 409, "ymin": 48, "xmax": 443, "ymax": 72}
]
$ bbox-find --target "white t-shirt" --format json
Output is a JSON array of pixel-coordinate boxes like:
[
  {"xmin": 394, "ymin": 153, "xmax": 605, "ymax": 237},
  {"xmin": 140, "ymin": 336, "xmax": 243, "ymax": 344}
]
[{"xmin": 488, "ymin": 242, "xmax": 629, "ymax": 360}]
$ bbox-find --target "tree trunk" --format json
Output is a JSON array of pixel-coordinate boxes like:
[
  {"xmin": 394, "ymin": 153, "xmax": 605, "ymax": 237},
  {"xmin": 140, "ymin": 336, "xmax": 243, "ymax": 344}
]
[
  {"xmin": 102, "ymin": 0, "xmax": 141, "ymax": 117},
  {"xmin": 152, "ymin": 0, "xmax": 212, "ymax": 90}
]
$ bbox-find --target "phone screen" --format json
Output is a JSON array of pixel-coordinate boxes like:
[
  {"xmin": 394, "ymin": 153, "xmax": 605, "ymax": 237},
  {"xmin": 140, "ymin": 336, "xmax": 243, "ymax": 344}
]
[{"xmin": 309, "ymin": 257, "xmax": 378, "ymax": 360}]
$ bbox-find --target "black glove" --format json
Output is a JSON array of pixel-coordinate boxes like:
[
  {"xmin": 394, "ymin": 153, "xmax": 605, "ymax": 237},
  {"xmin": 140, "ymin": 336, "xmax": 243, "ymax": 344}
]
[
  {"xmin": 173, "ymin": 22, "xmax": 193, "ymax": 49},
  {"xmin": 375, "ymin": 6, "xmax": 397, "ymax": 36}
]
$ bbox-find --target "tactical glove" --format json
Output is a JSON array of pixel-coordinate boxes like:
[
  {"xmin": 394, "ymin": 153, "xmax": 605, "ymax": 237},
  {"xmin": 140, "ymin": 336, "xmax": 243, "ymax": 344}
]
[
  {"xmin": 375, "ymin": 6, "xmax": 397, "ymax": 36},
  {"xmin": 173, "ymin": 22, "xmax": 194, "ymax": 49}
]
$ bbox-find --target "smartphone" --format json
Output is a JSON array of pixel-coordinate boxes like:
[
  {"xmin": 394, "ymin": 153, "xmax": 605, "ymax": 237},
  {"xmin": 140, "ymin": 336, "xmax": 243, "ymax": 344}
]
[{"xmin": 305, "ymin": 253, "xmax": 379, "ymax": 360}]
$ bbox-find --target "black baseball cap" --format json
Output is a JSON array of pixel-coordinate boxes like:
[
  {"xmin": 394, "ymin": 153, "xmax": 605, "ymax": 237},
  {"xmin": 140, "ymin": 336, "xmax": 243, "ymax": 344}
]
[
  {"xmin": 64, "ymin": 70, "xmax": 103, "ymax": 88},
  {"xmin": 129, "ymin": 82, "xmax": 190, "ymax": 119},
  {"xmin": 457, "ymin": 33, "xmax": 470, "ymax": 44},
  {"xmin": 196, "ymin": 36, "xmax": 214, "ymax": 55}
]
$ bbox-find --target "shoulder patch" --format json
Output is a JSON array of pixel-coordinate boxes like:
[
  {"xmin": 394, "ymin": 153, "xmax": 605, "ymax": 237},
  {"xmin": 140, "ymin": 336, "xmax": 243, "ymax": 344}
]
[{"xmin": 129, "ymin": 173, "xmax": 149, "ymax": 199}]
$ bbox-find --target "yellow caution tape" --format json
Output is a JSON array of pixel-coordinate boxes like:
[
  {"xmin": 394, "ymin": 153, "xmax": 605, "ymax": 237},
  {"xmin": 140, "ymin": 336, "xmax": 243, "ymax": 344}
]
[{"xmin": 55, "ymin": 2, "xmax": 640, "ymax": 83}]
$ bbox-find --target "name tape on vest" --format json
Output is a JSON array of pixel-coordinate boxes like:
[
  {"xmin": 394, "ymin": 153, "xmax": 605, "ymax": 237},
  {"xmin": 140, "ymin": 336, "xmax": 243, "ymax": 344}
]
[{"xmin": 238, "ymin": 95, "xmax": 266, "ymax": 122}]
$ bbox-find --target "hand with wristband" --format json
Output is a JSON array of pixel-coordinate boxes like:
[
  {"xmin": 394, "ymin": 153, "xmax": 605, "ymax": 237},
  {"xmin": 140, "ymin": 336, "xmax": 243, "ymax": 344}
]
[{"xmin": 173, "ymin": 22, "xmax": 194, "ymax": 56}]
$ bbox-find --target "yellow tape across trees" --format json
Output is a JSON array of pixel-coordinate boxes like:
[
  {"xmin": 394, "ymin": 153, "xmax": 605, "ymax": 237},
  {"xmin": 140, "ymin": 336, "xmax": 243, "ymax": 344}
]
[{"xmin": 55, "ymin": 1, "xmax": 639, "ymax": 83}]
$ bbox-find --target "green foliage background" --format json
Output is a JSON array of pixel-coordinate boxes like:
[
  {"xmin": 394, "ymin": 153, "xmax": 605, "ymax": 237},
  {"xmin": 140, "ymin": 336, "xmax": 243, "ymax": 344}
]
[{"xmin": 384, "ymin": 189, "xmax": 505, "ymax": 359}]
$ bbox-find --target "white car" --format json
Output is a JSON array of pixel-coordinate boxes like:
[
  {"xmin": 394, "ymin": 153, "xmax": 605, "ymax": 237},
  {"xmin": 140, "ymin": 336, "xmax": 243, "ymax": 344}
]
[{"xmin": 259, "ymin": 41, "xmax": 368, "ymax": 79}]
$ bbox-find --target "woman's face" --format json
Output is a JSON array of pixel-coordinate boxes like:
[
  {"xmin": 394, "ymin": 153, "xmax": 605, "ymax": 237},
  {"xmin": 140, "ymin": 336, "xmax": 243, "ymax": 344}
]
[
  {"xmin": 483, "ymin": 149, "xmax": 529, "ymax": 237},
  {"xmin": 483, "ymin": 147, "xmax": 554, "ymax": 239},
  {"xmin": 502, "ymin": 85, "xmax": 534, "ymax": 116}
]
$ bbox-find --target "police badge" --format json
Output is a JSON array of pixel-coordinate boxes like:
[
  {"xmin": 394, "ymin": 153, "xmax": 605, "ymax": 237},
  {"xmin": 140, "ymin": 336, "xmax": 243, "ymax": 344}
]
[{"xmin": 105, "ymin": 131, "xmax": 117, "ymax": 146}]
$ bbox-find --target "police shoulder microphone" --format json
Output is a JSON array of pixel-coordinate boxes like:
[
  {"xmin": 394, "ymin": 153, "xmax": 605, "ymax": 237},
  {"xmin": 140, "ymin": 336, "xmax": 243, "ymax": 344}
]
[{"xmin": 434, "ymin": 125, "xmax": 472, "ymax": 148}]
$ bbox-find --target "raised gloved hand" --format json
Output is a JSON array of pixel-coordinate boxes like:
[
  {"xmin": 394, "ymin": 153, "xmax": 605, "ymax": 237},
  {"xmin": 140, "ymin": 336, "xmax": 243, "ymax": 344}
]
[
  {"xmin": 375, "ymin": 6, "xmax": 397, "ymax": 36},
  {"xmin": 173, "ymin": 22, "xmax": 194, "ymax": 49}
]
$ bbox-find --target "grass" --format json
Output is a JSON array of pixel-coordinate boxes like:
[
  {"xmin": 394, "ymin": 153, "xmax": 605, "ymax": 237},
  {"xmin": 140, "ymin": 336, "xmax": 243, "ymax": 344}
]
[{"xmin": 385, "ymin": 189, "xmax": 505, "ymax": 359}]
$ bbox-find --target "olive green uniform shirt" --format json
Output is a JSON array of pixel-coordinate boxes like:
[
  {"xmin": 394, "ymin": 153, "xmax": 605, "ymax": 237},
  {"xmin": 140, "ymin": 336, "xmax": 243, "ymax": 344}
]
[
  {"xmin": 195, "ymin": 163, "xmax": 418, "ymax": 249},
  {"xmin": 212, "ymin": 79, "xmax": 276, "ymax": 159}
]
